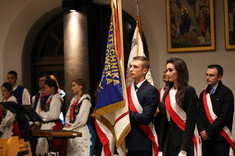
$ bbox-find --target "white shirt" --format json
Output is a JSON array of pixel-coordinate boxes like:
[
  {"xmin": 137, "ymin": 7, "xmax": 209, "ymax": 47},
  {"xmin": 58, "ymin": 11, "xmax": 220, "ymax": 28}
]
[
  {"xmin": 0, "ymin": 96, "xmax": 17, "ymax": 137},
  {"xmin": 13, "ymin": 84, "xmax": 31, "ymax": 105},
  {"xmin": 210, "ymin": 82, "xmax": 219, "ymax": 95},
  {"xmin": 36, "ymin": 93, "xmax": 62, "ymax": 122},
  {"xmin": 64, "ymin": 94, "xmax": 91, "ymax": 131},
  {"xmin": 135, "ymin": 79, "xmax": 146, "ymax": 92}
]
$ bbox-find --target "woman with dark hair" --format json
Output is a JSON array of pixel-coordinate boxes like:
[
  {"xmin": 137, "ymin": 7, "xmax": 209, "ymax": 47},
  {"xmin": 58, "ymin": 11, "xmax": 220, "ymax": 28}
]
[
  {"xmin": 0, "ymin": 82, "xmax": 20, "ymax": 138},
  {"xmin": 35, "ymin": 77, "xmax": 65, "ymax": 155},
  {"xmin": 49, "ymin": 75, "xmax": 66, "ymax": 125},
  {"xmin": 159, "ymin": 58, "xmax": 201, "ymax": 156},
  {"xmin": 63, "ymin": 78, "xmax": 93, "ymax": 156}
]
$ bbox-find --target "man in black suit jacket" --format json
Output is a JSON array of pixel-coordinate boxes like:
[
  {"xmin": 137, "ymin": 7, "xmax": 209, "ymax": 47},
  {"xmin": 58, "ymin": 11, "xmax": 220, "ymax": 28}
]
[
  {"xmin": 197, "ymin": 64, "xmax": 234, "ymax": 156},
  {"xmin": 126, "ymin": 56, "xmax": 159, "ymax": 156}
]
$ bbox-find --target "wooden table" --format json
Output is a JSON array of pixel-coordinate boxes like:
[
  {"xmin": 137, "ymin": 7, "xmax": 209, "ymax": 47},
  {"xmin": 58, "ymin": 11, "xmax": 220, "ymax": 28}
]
[
  {"xmin": 32, "ymin": 130, "xmax": 82, "ymax": 138},
  {"xmin": 32, "ymin": 130, "xmax": 82, "ymax": 155}
]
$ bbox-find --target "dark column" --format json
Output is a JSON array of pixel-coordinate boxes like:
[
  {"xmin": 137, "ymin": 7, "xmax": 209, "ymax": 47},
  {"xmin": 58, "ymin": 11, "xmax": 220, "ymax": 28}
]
[{"xmin": 63, "ymin": 7, "xmax": 89, "ymax": 110}]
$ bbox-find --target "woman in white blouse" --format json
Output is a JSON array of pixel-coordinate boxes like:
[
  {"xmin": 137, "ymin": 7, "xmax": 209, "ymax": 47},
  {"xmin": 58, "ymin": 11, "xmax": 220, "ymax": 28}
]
[
  {"xmin": 36, "ymin": 77, "xmax": 64, "ymax": 155},
  {"xmin": 0, "ymin": 82, "xmax": 19, "ymax": 138},
  {"xmin": 63, "ymin": 79, "xmax": 92, "ymax": 156}
]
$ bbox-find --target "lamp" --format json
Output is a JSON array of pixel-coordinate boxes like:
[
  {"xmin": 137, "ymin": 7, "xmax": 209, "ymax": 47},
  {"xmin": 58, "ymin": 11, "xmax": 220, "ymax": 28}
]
[{"xmin": 62, "ymin": 0, "xmax": 90, "ymax": 11}]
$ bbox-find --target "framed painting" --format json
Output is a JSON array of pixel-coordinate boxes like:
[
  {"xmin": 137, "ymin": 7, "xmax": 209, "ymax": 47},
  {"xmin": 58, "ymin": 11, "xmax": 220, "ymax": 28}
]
[
  {"xmin": 224, "ymin": 0, "xmax": 235, "ymax": 49},
  {"xmin": 166, "ymin": 0, "xmax": 215, "ymax": 52}
]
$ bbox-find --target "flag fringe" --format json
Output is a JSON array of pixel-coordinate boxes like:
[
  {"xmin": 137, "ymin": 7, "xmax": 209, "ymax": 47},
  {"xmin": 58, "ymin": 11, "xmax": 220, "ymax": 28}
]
[
  {"xmin": 95, "ymin": 100, "xmax": 125, "ymax": 117},
  {"xmin": 96, "ymin": 115, "xmax": 131, "ymax": 148}
]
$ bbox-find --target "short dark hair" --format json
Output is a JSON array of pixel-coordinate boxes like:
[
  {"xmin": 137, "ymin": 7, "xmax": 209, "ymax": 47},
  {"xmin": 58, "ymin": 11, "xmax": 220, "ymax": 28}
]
[
  {"xmin": 207, "ymin": 64, "xmax": 223, "ymax": 77},
  {"xmin": 132, "ymin": 56, "xmax": 150, "ymax": 70},
  {"xmin": 39, "ymin": 74, "xmax": 49, "ymax": 79},
  {"xmin": 8, "ymin": 70, "xmax": 17, "ymax": 78},
  {"xmin": 1, "ymin": 82, "xmax": 13, "ymax": 92}
]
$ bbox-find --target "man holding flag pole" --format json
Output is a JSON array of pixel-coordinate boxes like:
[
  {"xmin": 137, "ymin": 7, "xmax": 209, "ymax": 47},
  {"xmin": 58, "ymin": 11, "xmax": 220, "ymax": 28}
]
[
  {"xmin": 126, "ymin": 56, "xmax": 159, "ymax": 156},
  {"xmin": 125, "ymin": 1, "xmax": 159, "ymax": 155}
]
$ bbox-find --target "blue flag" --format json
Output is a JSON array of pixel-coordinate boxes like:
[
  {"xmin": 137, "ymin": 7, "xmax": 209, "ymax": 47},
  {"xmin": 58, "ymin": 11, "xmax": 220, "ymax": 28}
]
[{"xmin": 95, "ymin": 14, "xmax": 125, "ymax": 116}]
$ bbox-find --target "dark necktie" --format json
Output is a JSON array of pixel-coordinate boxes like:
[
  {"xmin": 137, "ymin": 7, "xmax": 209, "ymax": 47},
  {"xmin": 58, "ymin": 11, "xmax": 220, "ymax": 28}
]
[{"xmin": 134, "ymin": 85, "xmax": 138, "ymax": 91}]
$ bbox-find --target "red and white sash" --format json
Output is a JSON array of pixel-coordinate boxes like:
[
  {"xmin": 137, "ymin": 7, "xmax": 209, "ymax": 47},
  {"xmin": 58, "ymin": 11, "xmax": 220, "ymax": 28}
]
[
  {"xmin": 165, "ymin": 88, "xmax": 202, "ymax": 156},
  {"xmin": 159, "ymin": 87, "xmax": 165, "ymax": 103},
  {"xmin": 203, "ymin": 90, "xmax": 235, "ymax": 155},
  {"xmin": 127, "ymin": 83, "xmax": 159, "ymax": 156}
]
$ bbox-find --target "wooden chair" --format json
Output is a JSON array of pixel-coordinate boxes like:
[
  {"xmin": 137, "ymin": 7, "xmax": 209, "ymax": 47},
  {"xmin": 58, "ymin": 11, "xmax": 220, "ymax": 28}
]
[
  {"xmin": 0, "ymin": 136, "xmax": 32, "ymax": 156},
  {"xmin": 0, "ymin": 138, "xmax": 7, "ymax": 156}
]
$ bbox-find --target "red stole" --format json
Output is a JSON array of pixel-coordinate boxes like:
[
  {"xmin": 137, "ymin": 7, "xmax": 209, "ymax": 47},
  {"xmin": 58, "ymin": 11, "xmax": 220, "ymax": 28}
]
[
  {"xmin": 203, "ymin": 90, "xmax": 235, "ymax": 155},
  {"xmin": 127, "ymin": 83, "xmax": 158, "ymax": 155}
]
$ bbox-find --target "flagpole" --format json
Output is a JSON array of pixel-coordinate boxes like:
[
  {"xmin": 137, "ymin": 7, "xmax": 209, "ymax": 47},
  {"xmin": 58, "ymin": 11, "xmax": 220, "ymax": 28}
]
[
  {"xmin": 117, "ymin": 0, "xmax": 124, "ymax": 68},
  {"xmin": 117, "ymin": 1, "xmax": 127, "ymax": 155},
  {"xmin": 136, "ymin": 0, "xmax": 143, "ymax": 40}
]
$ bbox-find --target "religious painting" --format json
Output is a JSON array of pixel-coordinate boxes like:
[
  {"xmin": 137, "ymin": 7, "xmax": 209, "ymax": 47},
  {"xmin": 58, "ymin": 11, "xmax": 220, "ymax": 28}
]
[
  {"xmin": 166, "ymin": 0, "xmax": 215, "ymax": 52},
  {"xmin": 224, "ymin": 0, "xmax": 235, "ymax": 49}
]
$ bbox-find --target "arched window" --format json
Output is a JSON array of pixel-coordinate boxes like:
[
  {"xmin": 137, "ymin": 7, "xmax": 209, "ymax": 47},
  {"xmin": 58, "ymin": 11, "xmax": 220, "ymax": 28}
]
[
  {"xmin": 31, "ymin": 4, "xmax": 148, "ymax": 97},
  {"xmin": 31, "ymin": 13, "xmax": 64, "ymax": 95}
]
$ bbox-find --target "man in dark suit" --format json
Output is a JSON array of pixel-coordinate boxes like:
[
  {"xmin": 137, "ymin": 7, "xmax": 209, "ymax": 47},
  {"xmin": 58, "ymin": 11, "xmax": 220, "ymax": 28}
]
[
  {"xmin": 197, "ymin": 64, "xmax": 234, "ymax": 156},
  {"xmin": 126, "ymin": 56, "xmax": 159, "ymax": 156}
]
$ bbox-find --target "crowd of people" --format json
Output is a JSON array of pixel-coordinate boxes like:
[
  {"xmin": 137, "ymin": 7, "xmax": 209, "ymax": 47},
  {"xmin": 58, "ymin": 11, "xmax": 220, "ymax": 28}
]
[
  {"xmin": 0, "ymin": 56, "xmax": 234, "ymax": 156},
  {"xmin": 0, "ymin": 72, "xmax": 97, "ymax": 156}
]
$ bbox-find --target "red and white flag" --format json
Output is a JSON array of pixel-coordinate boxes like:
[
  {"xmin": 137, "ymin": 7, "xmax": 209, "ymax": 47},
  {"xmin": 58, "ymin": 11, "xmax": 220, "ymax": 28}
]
[{"xmin": 126, "ymin": 25, "xmax": 154, "ymax": 87}]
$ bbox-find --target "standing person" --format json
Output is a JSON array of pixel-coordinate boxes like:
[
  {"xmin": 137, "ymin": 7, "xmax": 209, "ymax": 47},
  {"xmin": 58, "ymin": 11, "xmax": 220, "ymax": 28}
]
[
  {"xmin": 126, "ymin": 56, "xmax": 159, "ymax": 156},
  {"xmin": 197, "ymin": 64, "xmax": 234, "ymax": 156},
  {"xmin": 0, "ymin": 82, "xmax": 20, "ymax": 138},
  {"xmin": 35, "ymin": 77, "xmax": 65, "ymax": 155},
  {"xmin": 7, "ymin": 70, "xmax": 31, "ymax": 105},
  {"xmin": 31, "ymin": 74, "xmax": 49, "ymax": 156},
  {"xmin": 90, "ymin": 81, "xmax": 103, "ymax": 156},
  {"xmin": 63, "ymin": 79, "xmax": 92, "ymax": 156},
  {"xmin": 32, "ymin": 74, "xmax": 49, "ymax": 111},
  {"xmin": 49, "ymin": 75, "xmax": 65, "ymax": 125},
  {"xmin": 159, "ymin": 70, "xmax": 169, "ymax": 102},
  {"xmin": 160, "ymin": 58, "xmax": 200, "ymax": 156},
  {"xmin": 155, "ymin": 70, "xmax": 169, "ymax": 156},
  {"xmin": 7, "ymin": 70, "xmax": 31, "ymax": 140}
]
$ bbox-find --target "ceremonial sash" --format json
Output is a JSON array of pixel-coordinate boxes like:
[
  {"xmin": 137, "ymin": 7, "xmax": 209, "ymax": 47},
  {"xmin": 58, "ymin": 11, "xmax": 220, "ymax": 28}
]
[
  {"xmin": 165, "ymin": 88, "xmax": 202, "ymax": 156},
  {"xmin": 203, "ymin": 90, "xmax": 235, "ymax": 155},
  {"xmin": 127, "ymin": 83, "xmax": 159, "ymax": 155},
  {"xmin": 159, "ymin": 88, "xmax": 165, "ymax": 102}
]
